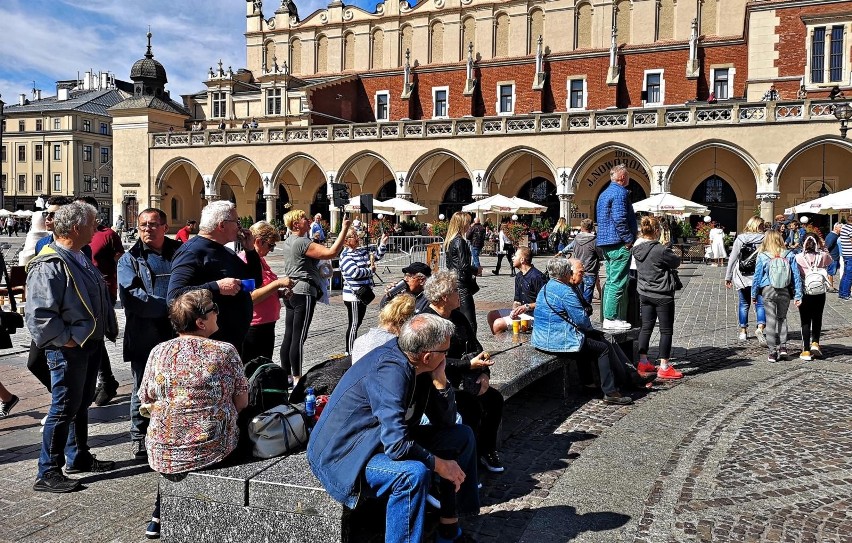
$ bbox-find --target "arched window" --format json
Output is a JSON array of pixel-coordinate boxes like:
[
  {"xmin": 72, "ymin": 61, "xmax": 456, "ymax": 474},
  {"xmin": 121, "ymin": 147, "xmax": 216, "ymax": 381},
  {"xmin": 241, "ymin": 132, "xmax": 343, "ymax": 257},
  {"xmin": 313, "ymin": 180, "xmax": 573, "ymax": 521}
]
[
  {"xmin": 316, "ymin": 35, "xmax": 328, "ymax": 73},
  {"xmin": 575, "ymin": 3, "xmax": 592, "ymax": 49},
  {"xmin": 518, "ymin": 177, "xmax": 559, "ymax": 223},
  {"xmin": 290, "ymin": 38, "xmax": 302, "ymax": 75},
  {"xmin": 528, "ymin": 9, "xmax": 544, "ymax": 55},
  {"xmin": 400, "ymin": 25, "xmax": 413, "ymax": 66},
  {"xmin": 343, "ymin": 32, "xmax": 355, "ymax": 71},
  {"xmin": 461, "ymin": 17, "xmax": 476, "ymax": 60},
  {"xmin": 657, "ymin": 0, "xmax": 674, "ymax": 41},
  {"xmin": 700, "ymin": 0, "xmax": 718, "ymax": 37},
  {"xmin": 615, "ymin": 0, "xmax": 631, "ymax": 44},
  {"xmin": 264, "ymin": 40, "xmax": 276, "ymax": 71},
  {"xmin": 494, "ymin": 13, "xmax": 509, "ymax": 58},
  {"xmin": 439, "ymin": 178, "xmax": 473, "ymax": 219},
  {"xmin": 372, "ymin": 29, "xmax": 384, "ymax": 69},
  {"xmin": 430, "ymin": 21, "xmax": 444, "ymax": 64}
]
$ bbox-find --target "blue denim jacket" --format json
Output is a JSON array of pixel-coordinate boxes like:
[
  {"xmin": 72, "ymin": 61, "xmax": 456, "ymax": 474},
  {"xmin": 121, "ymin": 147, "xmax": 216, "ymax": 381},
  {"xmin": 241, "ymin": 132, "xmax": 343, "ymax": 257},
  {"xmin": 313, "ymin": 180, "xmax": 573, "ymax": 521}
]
[
  {"xmin": 307, "ymin": 338, "xmax": 456, "ymax": 508},
  {"xmin": 750, "ymin": 251, "xmax": 803, "ymax": 301},
  {"xmin": 531, "ymin": 279, "xmax": 589, "ymax": 353},
  {"xmin": 595, "ymin": 182, "xmax": 638, "ymax": 246}
]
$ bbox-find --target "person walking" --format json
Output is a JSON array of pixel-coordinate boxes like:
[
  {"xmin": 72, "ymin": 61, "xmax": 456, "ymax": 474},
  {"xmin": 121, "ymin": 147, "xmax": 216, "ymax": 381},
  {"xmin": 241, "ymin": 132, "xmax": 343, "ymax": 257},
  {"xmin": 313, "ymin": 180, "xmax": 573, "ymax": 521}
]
[
  {"xmin": 751, "ymin": 230, "xmax": 803, "ymax": 362},
  {"xmin": 708, "ymin": 222, "xmax": 727, "ymax": 266},
  {"xmin": 631, "ymin": 216, "xmax": 683, "ymax": 380},
  {"xmin": 466, "ymin": 217, "xmax": 486, "ymax": 275},
  {"xmin": 839, "ymin": 221, "xmax": 852, "ymax": 300},
  {"xmin": 0, "ymin": 380, "xmax": 19, "ymax": 419},
  {"xmin": 444, "ymin": 211, "xmax": 479, "ymax": 333},
  {"xmin": 824, "ymin": 222, "xmax": 841, "ymax": 292},
  {"xmin": 491, "ymin": 222, "xmax": 515, "ymax": 276},
  {"xmin": 795, "ymin": 233, "xmax": 832, "ymax": 360},
  {"xmin": 596, "ymin": 164, "xmax": 638, "ymax": 330},
  {"xmin": 725, "ymin": 216, "xmax": 767, "ymax": 344},
  {"xmin": 551, "ymin": 217, "xmax": 569, "ymax": 253},
  {"xmin": 340, "ymin": 228, "xmax": 388, "ymax": 354}
]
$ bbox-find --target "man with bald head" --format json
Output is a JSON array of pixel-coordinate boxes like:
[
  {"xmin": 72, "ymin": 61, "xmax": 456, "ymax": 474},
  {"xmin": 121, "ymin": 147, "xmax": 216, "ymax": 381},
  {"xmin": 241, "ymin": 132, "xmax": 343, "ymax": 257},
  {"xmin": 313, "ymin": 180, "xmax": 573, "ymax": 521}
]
[
  {"xmin": 595, "ymin": 164, "xmax": 638, "ymax": 330},
  {"xmin": 310, "ymin": 213, "xmax": 326, "ymax": 243}
]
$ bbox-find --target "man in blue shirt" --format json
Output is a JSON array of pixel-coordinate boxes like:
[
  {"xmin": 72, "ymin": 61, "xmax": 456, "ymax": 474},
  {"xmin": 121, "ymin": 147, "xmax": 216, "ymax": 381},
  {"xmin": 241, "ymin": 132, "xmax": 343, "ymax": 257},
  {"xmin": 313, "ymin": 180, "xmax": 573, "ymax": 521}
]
[
  {"xmin": 310, "ymin": 213, "xmax": 326, "ymax": 242},
  {"xmin": 117, "ymin": 208, "xmax": 182, "ymax": 460},
  {"xmin": 595, "ymin": 164, "xmax": 638, "ymax": 330},
  {"xmin": 825, "ymin": 222, "xmax": 841, "ymax": 292}
]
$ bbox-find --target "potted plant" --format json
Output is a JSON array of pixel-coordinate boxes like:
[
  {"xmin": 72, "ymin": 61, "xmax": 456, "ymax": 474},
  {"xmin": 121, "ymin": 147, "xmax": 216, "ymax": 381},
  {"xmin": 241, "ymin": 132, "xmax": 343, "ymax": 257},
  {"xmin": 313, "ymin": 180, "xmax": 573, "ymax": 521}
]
[{"xmin": 432, "ymin": 219, "xmax": 449, "ymax": 239}]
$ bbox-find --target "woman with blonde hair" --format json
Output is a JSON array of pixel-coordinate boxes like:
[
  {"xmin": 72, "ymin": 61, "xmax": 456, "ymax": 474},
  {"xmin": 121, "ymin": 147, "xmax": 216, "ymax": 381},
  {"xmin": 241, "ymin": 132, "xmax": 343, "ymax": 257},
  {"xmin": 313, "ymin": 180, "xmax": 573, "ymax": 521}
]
[
  {"xmin": 240, "ymin": 221, "xmax": 294, "ymax": 364},
  {"xmin": 631, "ymin": 216, "xmax": 683, "ymax": 380},
  {"xmin": 443, "ymin": 211, "xmax": 479, "ymax": 332},
  {"xmin": 280, "ymin": 209, "xmax": 351, "ymax": 384},
  {"xmin": 551, "ymin": 217, "xmax": 569, "ymax": 253},
  {"xmin": 725, "ymin": 216, "xmax": 767, "ymax": 343},
  {"xmin": 751, "ymin": 229, "xmax": 803, "ymax": 362},
  {"xmin": 350, "ymin": 293, "xmax": 416, "ymax": 363}
]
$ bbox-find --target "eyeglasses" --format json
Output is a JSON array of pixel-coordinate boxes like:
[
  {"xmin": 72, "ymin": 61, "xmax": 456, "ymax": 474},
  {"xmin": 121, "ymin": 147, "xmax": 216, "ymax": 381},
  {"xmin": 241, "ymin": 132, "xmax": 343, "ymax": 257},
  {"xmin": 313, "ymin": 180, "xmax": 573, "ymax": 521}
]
[
  {"xmin": 427, "ymin": 348, "xmax": 450, "ymax": 355},
  {"xmin": 138, "ymin": 222, "xmax": 163, "ymax": 230},
  {"xmin": 222, "ymin": 219, "xmax": 240, "ymax": 225},
  {"xmin": 199, "ymin": 303, "xmax": 219, "ymax": 316},
  {"xmin": 42, "ymin": 211, "xmax": 55, "ymax": 219}
]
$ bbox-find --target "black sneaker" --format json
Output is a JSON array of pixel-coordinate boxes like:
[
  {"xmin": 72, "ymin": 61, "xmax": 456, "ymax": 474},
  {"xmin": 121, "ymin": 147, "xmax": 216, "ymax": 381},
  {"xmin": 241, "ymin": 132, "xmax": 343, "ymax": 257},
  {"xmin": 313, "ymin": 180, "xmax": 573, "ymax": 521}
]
[
  {"xmin": 767, "ymin": 351, "xmax": 778, "ymax": 363},
  {"xmin": 0, "ymin": 394, "xmax": 19, "ymax": 418},
  {"xmin": 94, "ymin": 378, "xmax": 119, "ymax": 407},
  {"xmin": 480, "ymin": 452, "xmax": 505, "ymax": 473},
  {"xmin": 65, "ymin": 455, "xmax": 116, "ymax": 474},
  {"xmin": 33, "ymin": 471, "xmax": 81, "ymax": 493},
  {"xmin": 131, "ymin": 440, "xmax": 148, "ymax": 460},
  {"xmin": 145, "ymin": 517, "xmax": 161, "ymax": 539},
  {"xmin": 603, "ymin": 392, "xmax": 633, "ymax": 405},
  {"xmin": 778, "ymin": 347, "xmax": 788, "ymax": 360}
]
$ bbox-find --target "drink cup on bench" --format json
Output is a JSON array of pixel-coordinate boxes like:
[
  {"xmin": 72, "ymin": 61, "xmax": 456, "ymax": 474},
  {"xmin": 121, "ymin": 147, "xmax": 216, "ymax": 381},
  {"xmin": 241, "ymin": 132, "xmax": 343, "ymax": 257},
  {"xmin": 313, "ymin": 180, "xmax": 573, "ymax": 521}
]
[{"xmin": 511, "ymin": 319, "xmax": 520, "ymax": 335}]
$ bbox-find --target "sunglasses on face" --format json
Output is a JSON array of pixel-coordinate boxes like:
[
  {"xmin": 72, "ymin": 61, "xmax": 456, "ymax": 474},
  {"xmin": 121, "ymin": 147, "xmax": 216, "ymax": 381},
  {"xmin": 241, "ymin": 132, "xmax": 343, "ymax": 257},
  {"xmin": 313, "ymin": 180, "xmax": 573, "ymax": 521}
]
[
  {"xmin": 42, "ymin": 211, "xmax": 55, "ymax": 219},
  {"xmin": 198, "ymin": 303, "xmax": 219, "ymax": 317}
]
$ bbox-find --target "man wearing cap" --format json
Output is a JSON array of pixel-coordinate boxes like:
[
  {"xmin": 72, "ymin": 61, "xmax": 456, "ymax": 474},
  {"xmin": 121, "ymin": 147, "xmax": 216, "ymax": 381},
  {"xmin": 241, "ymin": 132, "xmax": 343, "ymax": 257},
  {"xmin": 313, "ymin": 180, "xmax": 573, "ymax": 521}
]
[{"xmin": 380, "ymin": 262, "xmax": 432, "ymax": 312}]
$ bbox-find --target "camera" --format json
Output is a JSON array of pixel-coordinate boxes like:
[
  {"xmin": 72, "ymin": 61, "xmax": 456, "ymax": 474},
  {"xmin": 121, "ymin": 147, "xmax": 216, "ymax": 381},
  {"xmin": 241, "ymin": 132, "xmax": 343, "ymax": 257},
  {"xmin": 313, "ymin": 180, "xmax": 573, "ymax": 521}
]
[{"xmin": 385, "ymin": 280, "xmax": 408, "ymax": 301}]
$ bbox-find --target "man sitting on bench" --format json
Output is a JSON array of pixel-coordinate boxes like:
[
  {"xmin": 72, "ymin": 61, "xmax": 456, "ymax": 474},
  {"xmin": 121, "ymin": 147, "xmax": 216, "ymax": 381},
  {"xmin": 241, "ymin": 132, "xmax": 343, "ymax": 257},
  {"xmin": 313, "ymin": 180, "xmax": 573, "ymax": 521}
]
[
  {"xmin": 486, "ymin": 247, "xmax": 547, "ymax": 334},
  {"xmin": 308, "ymin": 313, "xmax": 480, "ymax": 543}
]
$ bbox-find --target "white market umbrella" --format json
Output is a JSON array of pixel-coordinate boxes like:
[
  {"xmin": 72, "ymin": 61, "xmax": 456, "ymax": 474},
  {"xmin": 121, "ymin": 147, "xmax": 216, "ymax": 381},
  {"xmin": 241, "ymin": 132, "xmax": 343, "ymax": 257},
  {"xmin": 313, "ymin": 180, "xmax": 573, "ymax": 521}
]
[
  {"xmin": 0, "ymin": 209, "xmax": 12, "ymax": 217},
  {"xmin": 462, "ymin": 194, "xmax": 546, "ymax": 215},
  {"xmin": 785, "ymin": 186, "xmax": 852, "ymax": 215},
  {"xmin": 377, "ymin": 197, "xmax": 427, "ymax": 217},
  {"xmin": 13, "ymin": 209, "xmax": 33, "ymax": 218},
  {"xmin": 632, "ymin": 193, "xmax": 709, "ymax": 215}
]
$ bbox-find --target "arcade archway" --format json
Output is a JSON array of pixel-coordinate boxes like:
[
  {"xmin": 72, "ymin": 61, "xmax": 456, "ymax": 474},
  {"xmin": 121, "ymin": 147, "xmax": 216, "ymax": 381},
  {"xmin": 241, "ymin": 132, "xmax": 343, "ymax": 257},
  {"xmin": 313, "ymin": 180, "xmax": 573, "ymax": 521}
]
[
  {"xmin": 439, "ymin": 178, "xmax": 473, "ymax": 219},
  {"xmin": 691, "ymin": 175, "xmax": 737, "ymax": 231},
  {"xmin": 518, "ymin": 177, "xmax": 559, "ymax": 223}
]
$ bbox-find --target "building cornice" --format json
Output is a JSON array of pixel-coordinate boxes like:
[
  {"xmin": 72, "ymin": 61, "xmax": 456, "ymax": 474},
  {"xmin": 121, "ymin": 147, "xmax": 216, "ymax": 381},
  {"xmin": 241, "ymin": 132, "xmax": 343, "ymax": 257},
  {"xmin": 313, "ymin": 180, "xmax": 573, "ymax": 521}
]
[{"xmin": 748, "ymin": 0, "xmax": 850, "ymax": 13}]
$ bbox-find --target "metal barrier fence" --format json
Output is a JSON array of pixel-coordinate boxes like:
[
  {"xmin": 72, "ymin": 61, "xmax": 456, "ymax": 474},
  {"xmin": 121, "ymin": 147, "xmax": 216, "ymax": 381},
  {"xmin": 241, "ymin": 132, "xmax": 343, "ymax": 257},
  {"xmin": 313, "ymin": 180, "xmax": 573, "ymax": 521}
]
[{"xmin": 373, "ymin": 235, "xmax": 445, "ymax": 271}]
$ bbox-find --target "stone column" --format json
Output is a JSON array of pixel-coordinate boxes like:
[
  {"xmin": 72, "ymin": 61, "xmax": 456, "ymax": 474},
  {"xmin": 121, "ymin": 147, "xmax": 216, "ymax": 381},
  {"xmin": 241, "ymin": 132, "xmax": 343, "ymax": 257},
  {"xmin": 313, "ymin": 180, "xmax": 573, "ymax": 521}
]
[
  {"xmin": 330, "ymin": 207, "xmax": 341, "ymax": 233},
  {"xmin": 559, "ymin": 194, "xmax": 572, "ymax": 222},
  {"xmin": 757, "ymin": 193, "xmax": 780, "ymax": 223},
  {"xmin": 149, "ymin": 194, "xmax": 162, "ymax": 208},
  {"xmin": 265, "ymin": 195, "xmax": 276, "ymax": 222}
]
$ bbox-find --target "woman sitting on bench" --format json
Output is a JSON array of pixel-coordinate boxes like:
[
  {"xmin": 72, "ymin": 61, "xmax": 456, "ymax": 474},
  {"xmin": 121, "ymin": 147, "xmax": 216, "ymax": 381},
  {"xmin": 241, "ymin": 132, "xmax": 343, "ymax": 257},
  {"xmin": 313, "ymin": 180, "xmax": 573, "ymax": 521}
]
[{"xmin": 531, "ymin": 257, "xmax": 655, "ymax": 406}]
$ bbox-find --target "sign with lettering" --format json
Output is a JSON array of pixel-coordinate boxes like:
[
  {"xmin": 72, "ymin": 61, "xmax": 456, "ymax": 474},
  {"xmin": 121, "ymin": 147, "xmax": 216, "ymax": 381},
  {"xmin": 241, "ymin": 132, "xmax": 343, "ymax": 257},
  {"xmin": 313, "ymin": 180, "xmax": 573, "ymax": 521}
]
[{"xmin": 585, "ymin": 151, "xmax": 648, "ymax": 188}]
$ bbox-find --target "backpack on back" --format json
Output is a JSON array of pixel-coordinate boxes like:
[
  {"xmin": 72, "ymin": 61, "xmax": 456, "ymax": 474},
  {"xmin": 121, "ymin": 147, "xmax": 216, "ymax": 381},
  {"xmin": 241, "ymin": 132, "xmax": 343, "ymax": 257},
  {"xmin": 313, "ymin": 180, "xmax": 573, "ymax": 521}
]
[
  {"xmin": 802, "ymin": 253, "xmax": 828, "ymax": 296},
  {"xmin": 738, "ymin": 241, "xmax": 759, "ymax": 275},
  {"xmin": 766, "ymin": 251, "xmax": 792, "ymax": 289}
]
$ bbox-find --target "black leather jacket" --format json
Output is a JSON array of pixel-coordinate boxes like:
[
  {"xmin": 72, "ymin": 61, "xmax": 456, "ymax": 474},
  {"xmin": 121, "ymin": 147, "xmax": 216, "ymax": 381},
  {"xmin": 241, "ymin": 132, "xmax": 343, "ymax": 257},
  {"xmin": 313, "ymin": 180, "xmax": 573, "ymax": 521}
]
[{"xmin": 446, "ymin": 236, "xmax": 476, "ymax": 290}]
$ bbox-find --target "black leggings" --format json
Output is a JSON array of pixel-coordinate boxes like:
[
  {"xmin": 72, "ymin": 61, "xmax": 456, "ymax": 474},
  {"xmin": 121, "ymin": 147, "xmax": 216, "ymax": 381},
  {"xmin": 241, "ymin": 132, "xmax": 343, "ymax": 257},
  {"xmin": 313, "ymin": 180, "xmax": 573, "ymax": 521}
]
[
  {"xmin": 455, "ymin": 386, "xmax": 504, "ymax": 454},
  {"xmin": 344, "ymin": 300, "xmax": 368, "ymax": 354},
  {"xmin": 243, "ymin": 321, "xmax": 276, "ymax": 365},
  {"xmin": 280, "ymin": 293, "xmax": 316, "ymax": 377},
  {"xmin": 638, "ymin": 295, "xmax": 675, "ymax": 360},
  {"xmin": 799, "ymin": 293, "xmax": 826, "ymax": 348},
  {"xmin": 457, "ymin": 287, "xmax": 477, "ymax": 335}
]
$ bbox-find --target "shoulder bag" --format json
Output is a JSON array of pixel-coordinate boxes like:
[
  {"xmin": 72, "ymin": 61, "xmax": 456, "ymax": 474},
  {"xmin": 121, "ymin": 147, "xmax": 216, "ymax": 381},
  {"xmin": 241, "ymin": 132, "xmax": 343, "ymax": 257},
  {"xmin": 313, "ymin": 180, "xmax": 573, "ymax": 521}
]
[{"xmin": 248, "ymin": 403, "xmax": 311, "ymax": 459}]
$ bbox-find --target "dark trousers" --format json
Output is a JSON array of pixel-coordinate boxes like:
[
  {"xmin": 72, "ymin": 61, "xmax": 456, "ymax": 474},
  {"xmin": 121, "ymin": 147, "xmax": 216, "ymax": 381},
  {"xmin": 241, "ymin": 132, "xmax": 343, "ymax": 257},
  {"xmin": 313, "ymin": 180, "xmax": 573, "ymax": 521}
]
[
  {"xmin": 457, "ymin": 287, "xmax": 477, "ymax": 335},
  {"xmin": 280, "ymin": 293, "xmax": 316, "ymax": 377},
  {"xmin": 580, "ymin": 337, "xmax": 639, "ymax": 395},
  {"xmin": 130, "ymin": 355, "xmax": 149, "ymax": 442},
  {"xmin": 38, "ymin": 341, "xmax": 102, "ymax": 478},
  {"xmin": 344, "ymin": 300, "xmax": 368, "ymax": 354},
  {"xmin": 494, "ymin": 245, "xmax": 516, "ymax": 275},
  {"xmin": 243, "ymin": 321, "xmax": 277, "ymax": 365},
  {"xmin": 455, "ymin": 386, "xmax": 504, "ymax": 455},
  {"xmin": 799, "ymin": 293, "xmax": 826, "ymax": 348},
  {"xmin": 638, "ymin": 295, "xmax": 675, "ymax": 360}
]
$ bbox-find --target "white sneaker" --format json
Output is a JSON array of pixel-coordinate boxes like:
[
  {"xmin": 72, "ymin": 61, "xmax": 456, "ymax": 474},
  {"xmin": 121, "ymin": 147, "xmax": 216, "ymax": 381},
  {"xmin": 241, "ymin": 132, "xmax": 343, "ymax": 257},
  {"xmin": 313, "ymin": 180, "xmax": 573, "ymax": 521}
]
[
  {"xmin": 755, "ymin": 327, "xmax": 767, "ymax": 347},
  {"xmin": 603, "ymin": 319, "xmax": 631, "ymax": 330},
  {"xmin": 40, "ymin": 414, "xmax": 48, "ymax": 433},
  {"xmin": 738, "ymin": 331, "xmax": 747, "ymax": 341},
  {"xmin": 615, "ymin": 319, "xmax": 632, "ymax": 329}
]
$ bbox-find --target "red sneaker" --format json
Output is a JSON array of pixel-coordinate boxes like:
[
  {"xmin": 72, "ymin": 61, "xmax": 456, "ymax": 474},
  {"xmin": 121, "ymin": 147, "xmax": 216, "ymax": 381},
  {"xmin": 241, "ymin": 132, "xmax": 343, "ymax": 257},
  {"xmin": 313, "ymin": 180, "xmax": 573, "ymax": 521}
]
[
  {"xmin": 657, "ymin": 366, "xmax": 683, "ymax": 380},
  {"xmin": 637, "ymin": 360, "xmax": 658, "ymax": 374}
]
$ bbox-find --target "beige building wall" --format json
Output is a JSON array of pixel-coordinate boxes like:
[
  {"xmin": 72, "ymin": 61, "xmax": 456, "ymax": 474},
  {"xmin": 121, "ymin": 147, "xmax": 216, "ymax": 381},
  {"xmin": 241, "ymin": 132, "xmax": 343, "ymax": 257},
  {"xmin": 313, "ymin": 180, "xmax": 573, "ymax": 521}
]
[{"xmin": 747, "ymin": 8, "xmax": 781, "ymax": 99}]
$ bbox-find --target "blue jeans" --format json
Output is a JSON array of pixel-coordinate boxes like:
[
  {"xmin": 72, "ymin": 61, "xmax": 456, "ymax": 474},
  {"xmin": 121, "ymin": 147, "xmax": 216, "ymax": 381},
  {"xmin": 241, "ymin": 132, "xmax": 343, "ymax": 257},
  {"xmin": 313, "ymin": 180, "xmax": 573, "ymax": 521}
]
[
  {"xmin": 840, "ymin": 257, "xmax": 852, "ymax": 299},
  {"xmin": 738, "ymin": 287, "xmax": 766, "ymax": 328},
  {"xmin": 363, "ymin": 424, "xmax": 479, "ymax": 543},
  {"xmin": 581, "ymin": 274, "xmax": 596, "ymax": 304},
  {"xmin": 38, "ymin": 341, "xmax": 102, "ymax": 478},
  {"xmin": 470, "ymin": 246, "xmax": 481, "ymax": 270}
]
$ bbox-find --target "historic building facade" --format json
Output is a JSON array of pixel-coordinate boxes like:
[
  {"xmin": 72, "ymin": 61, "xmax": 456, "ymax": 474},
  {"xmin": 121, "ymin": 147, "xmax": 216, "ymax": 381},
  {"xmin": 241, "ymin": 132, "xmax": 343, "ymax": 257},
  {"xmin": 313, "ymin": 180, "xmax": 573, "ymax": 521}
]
[
  {"xmin": 1, "ymin": 72, "xmax": 129, "ymax": 219},
  {"xmin": 111, "ymin": 0, "xmax": 852, "ymax": 231}
]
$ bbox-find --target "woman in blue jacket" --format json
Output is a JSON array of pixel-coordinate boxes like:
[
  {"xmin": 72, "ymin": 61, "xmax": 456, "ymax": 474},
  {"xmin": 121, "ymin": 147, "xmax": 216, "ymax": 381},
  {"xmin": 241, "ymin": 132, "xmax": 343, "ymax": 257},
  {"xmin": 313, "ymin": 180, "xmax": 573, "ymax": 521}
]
[{"xmin": 751, "ymin": 229, "xmax": 803, "ymax": 362}]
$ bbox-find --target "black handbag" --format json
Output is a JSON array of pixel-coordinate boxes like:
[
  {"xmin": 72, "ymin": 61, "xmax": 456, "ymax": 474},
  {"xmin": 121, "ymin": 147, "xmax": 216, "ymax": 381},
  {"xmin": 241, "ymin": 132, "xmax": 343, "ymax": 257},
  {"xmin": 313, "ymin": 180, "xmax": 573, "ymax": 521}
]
[
  {"xmin": 0, "ymin": 252, "xmax": 23, "ymax": 348},
  {"xmin": 670, "ymin": 269, "xmax": 683, "ymax": 291},
  {"xmin": 355, "ymin": 285, "xmax": 376, "ymax": 305}
]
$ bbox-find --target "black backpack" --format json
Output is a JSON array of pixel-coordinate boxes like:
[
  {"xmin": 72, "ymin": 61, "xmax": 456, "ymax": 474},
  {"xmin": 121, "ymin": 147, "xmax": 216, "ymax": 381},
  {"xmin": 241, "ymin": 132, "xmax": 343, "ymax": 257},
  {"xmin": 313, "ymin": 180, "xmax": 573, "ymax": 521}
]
[
  {"xmin": 289, "ymin": 354, "xmax": 351, "ymax": 403},
  {"xmin": 738, "ymin": 241, "xmax": 758, "ymax": 276},
  {"xmin": 246, "ymin": 358, "xmax": 291, "ymax": 414}
]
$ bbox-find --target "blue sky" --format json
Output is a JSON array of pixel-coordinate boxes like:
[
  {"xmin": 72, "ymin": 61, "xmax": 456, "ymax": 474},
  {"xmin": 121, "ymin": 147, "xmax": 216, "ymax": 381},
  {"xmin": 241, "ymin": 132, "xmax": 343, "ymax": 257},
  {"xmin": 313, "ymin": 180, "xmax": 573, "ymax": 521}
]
[{"xmin": 0, "ymin": 0, "xmax": 379, "ymax": 104}]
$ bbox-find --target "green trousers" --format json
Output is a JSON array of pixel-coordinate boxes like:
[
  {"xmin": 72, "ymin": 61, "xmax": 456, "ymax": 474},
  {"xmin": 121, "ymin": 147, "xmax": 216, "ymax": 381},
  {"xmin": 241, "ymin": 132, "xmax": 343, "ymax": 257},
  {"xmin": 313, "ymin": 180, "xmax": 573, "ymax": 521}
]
[{"xmin": 601, "ymin": 243, "xmax": 631, "ymax": 321}]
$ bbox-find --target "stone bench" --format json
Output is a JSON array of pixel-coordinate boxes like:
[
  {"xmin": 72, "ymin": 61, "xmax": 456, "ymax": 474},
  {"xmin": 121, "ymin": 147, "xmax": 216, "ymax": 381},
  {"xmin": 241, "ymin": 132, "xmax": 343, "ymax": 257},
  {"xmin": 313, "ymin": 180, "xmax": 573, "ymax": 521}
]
[{"xmin": 161, "ymin": 326, "xmax": 638, "ymax": 542}]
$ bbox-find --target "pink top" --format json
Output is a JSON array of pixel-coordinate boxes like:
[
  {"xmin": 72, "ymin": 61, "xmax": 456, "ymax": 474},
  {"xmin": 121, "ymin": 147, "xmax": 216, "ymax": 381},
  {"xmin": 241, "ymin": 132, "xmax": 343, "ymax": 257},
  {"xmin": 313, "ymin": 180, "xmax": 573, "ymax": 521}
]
[
  {"xmin": 139, "ymin": 336, "xmax": 248, "ymax": 474},
  {"xmin": 795, "ymin": 251, "xmax": 832, "ymax": 275},
  {"xmin": 239, "ymin": 251, "xmax": 280, "ymax": 325}
]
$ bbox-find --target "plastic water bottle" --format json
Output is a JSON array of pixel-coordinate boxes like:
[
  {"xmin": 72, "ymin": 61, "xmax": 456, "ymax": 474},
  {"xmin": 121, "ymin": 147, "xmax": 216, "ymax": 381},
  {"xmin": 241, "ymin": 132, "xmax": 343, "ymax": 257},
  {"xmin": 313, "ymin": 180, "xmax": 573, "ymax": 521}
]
[{"xmin": 305, "ymin": 387, "xmax": 316, "ymax": 418}]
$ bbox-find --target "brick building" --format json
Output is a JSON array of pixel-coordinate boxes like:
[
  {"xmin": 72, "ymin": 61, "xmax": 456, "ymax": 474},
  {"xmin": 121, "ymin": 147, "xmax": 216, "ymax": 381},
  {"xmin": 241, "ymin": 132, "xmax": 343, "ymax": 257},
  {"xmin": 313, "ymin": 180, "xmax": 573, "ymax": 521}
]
[{"xmin": 111, "ymin": 0, "xmax": 852, "ymax": 233}]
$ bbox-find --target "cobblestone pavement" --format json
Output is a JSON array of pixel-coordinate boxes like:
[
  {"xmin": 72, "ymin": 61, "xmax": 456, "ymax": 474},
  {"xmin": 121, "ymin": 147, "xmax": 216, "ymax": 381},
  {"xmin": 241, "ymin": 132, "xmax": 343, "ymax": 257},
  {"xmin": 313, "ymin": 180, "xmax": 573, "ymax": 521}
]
[{"xmin": 1, "ymin": 238, "xmax": 851, "ymax": 542}]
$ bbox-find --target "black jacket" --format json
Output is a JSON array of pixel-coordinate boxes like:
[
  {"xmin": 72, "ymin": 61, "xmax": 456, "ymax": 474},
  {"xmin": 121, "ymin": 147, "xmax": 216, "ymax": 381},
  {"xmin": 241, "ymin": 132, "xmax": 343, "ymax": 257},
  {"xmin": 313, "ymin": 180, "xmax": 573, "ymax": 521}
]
[
  {"xmin": 631, "ymin": 240, "xmax": 681, "ymax": 297},
  {"xmin": 446, "ymin": 236, "xmax": 476, "ymax": 291}
]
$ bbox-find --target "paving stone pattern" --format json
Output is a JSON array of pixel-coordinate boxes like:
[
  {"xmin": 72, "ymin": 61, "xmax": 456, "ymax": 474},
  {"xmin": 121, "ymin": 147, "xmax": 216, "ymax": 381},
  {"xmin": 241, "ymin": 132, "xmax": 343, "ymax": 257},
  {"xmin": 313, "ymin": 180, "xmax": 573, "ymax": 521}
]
[{"xmin": 1, "ymin": 241, "xmax": 851, "ymax": 542}]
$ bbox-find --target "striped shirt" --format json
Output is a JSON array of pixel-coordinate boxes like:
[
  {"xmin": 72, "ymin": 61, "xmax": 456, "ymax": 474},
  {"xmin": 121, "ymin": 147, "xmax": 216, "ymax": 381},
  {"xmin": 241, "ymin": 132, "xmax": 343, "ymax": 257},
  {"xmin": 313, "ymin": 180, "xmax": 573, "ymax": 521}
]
[
  {"xmin": 841, "ymin": 223, "xmax": 852, "ymax": 258},
  {"xmin": 341, "ymin": 244, "xmax": 387, "ymax": 301}
]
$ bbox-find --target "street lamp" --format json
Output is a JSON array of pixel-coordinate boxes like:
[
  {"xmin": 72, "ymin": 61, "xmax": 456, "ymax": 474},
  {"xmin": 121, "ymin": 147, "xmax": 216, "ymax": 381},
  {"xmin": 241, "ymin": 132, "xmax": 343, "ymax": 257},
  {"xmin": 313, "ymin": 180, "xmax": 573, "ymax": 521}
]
[
  {"xmin": 0, "ymin": 94, "xmax": 5, "ymax": 210},
  {"xmin": 818, "ymin": 182, "xmax": 830, "ymax": 198},
  {"xmin": 833, "ymin": 102, "xmax": 852, "ymax": 138}
]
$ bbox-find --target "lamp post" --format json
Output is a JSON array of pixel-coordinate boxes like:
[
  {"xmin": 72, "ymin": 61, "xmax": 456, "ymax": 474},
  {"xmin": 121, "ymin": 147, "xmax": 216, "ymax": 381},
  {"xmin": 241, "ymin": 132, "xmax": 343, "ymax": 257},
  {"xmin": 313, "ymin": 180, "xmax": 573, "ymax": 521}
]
[
  {"xmin": 0, "ymin": 94, "xmax": 5, "ymax": 210},
  {"xmin": 833, "ymin": 102, "xmax": 852, "ymax": 138},
  {"xmin": 818, "ymin": 182, "xmax": 830, "ymax": 198}
]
